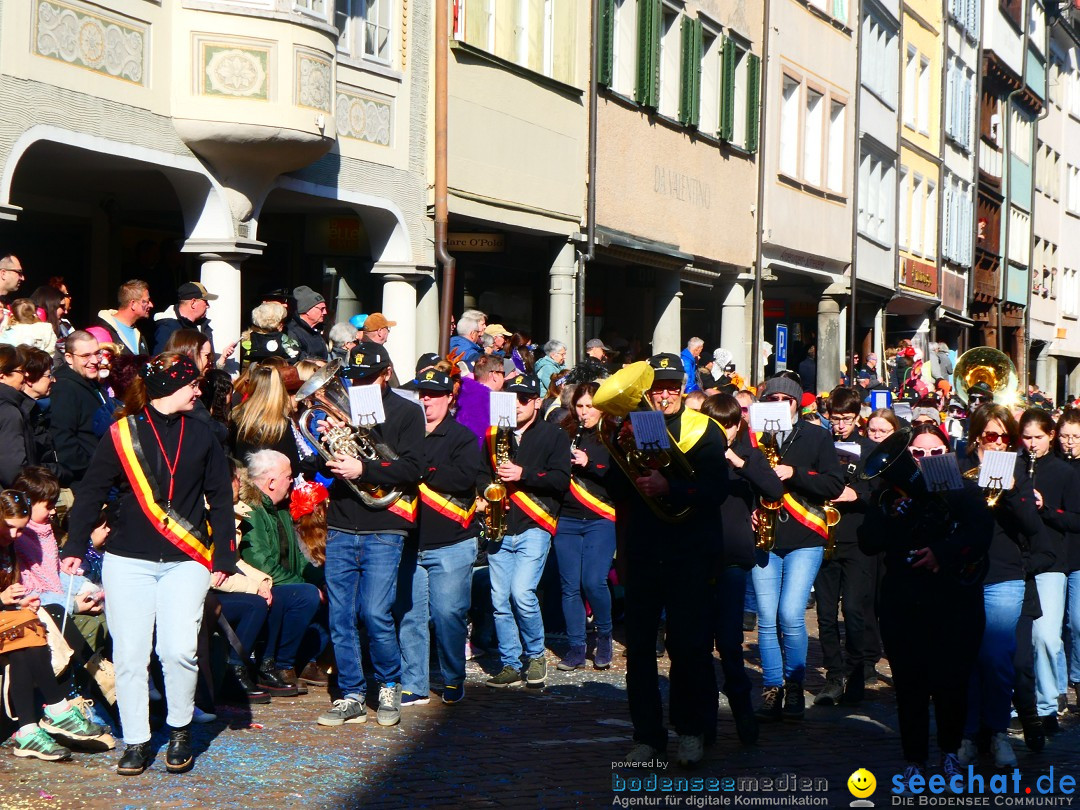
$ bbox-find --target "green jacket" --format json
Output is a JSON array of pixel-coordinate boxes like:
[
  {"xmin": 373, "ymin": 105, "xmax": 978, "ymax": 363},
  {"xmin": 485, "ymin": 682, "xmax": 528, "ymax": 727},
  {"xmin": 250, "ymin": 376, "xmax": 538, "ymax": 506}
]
[{"xmin": 239, "ymin": 494, "xmax": 318, "ymax": 587}]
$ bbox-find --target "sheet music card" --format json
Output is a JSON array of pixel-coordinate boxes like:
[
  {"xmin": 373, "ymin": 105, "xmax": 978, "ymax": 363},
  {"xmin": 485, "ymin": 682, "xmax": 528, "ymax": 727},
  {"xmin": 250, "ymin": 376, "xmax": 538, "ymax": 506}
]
[
  {"xmin": 749, "ymin": 402, "xmax": 793, "ymax": 433},
  {"xmin": 348, "ymin": 384, "xmax": 385, "ymax": 427},
  {"xmin": 919, "ymin": 453, "xmax": 965, "ymax": 492},
  {"xmin": 629, "ymin": 411, "xmax": 670, "ymax": 451},
  {"xmin": 979, "ymin": 450, "xmax": 1017, "ymax": 491},
  {"xmin": 489, "ymin": 392, "xmax": 517, "ymax": 429}
]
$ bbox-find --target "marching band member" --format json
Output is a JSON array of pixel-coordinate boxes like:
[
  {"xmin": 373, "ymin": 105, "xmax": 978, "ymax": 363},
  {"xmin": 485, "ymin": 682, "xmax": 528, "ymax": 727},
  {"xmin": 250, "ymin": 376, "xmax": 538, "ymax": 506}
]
[
  {"xmin": 396, "ymin": 370, "xmax": 486, "ymax": 707},
  {"xmin": 1058, "ymin": 410, "xmax": 1080, "ymax": 713},
  {"xmin": 482, "ymin": 372, "xmax": 570, "ymax": 690},
  {"xmin": 750, "ymin": 373, "xmax": 845, "ymax": 723},
  {"xmin": 315, "ymin": 343, "xmax": 424, "ymax": 730},
  {"xmin": 609, "ymin": 354, "xmax": 728, "ymax": 768}
]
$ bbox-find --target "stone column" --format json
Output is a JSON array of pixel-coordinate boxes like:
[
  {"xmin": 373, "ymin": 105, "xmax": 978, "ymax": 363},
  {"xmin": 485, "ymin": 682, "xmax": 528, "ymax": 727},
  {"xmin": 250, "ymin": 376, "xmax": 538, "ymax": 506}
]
[
  {"xmin": 548, "ymin": 242, "xmax": 577, "ymax": 359},
  {"xmin": 817, "ymin": 293, "xmax": 841, "ymax": 394},
  {"xmin": 199, "ymin": 253, "xmax": 245, "ymax": 361},
  {"xmin": 335, "ymin": 271, "xmax": 361, "ymax": 324},
  {"xmin": 719, "ymin": 280, "xmax": 747, "ymax": 374},
  {"xmin": 652, "ymin": 270, "xmax": 682, "ymax": 355},
  {"xmin": 381, "ymin": 274, "xmax": 417, "ymax": 377},
  {"xmin": 415, "ymin": 273, "xmax": 440, "ymax": 355}
]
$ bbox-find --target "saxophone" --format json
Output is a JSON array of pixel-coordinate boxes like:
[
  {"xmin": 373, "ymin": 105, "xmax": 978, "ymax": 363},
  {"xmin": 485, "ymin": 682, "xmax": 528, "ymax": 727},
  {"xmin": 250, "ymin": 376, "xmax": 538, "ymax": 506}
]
[
  {"xmin": 756, "ymin": 432, "xmax": 783, "ymax": 551},
  {"xmin": 823, "ymin": 502, "xmax": 842, "ymax": 560},
  {"xmin": 483, "ymin": 427, "xmax": 512, "ymax": 542}
]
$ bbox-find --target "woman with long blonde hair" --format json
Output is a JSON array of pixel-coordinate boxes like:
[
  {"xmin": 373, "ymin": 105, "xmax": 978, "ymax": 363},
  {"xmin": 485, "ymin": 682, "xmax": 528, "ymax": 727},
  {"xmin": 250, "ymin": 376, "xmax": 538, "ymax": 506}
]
[{"xmin": 230, "ymin": 363, "xmax": 309, "ymax": 475}]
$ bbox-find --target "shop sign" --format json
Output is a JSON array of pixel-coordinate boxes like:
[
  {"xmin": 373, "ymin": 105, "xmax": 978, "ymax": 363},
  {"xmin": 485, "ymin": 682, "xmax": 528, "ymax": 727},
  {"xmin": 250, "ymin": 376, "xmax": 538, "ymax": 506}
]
[
  {"xmin": 900, "ymin": 258, "xmax": 939, "ymax": 296},
  {"xmin": 306, "ymin": 215, "xmax": 369, "ymax": 255},
  {"xmin": 941, "ymin": 269, "xmax": 966, "ymax": 311},
  {"xmin": 448, "ymin": 232, "xmax": 505, "ymax": 252}
]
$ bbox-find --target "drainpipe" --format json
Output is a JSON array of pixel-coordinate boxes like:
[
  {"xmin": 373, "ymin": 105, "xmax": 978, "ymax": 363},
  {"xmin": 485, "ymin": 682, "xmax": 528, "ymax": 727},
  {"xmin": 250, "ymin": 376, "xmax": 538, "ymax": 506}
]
[
  {"xmin": 971, "ymin": 0, "xmax": 985, "ymax": 351},
  {"xmin": 577, "ymin": 0, "xmax": 600, "ymax": 361},
  {"xmin": 848, "ymin": 2, "xmax": 864, "ymax": 377},
  {"xmin": 751, "ymin": 0, "xmax": 772, "ymax": 385},
  {"xmin": 435, "ymin": 0, "xmax": 455, "ymax": 356},
  {"xmin": 934, "ymin": 0, "xmax": 947, "ymax": 348}
]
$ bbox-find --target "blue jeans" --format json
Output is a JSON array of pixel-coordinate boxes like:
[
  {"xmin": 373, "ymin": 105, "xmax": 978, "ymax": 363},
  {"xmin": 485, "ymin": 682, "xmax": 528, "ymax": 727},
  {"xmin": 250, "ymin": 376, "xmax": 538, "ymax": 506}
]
[
  {"xmin": 216, "ymin": 592, "xmax": 269, "ymax": 666},
  {"xmin": 102, "ymin": 554, "xmax": 209, "ymax": 744},
  {"xmin": 265, "ymin": 583, "xmax": 321, "ymax": 670},
  {"xmin": 1067, "ymin": 570, "xmax": 1080, "ymax": 685},
  {"xmin": 395, "ymin": 538, "xmax": 477, "ymax": 695},
  {"xmin": 553, "ymin": 516, "xmax": 616, "ymax": 647},
  {"xmin": 751, "ymin": 546, "xmax": 824, "ymax": 686},
  {"xmin": 487, "ymin": 527, "xmax": 551, "ymax": 668},
  {"xmin": 1033, "ymin": 572, "xmax": 1066, "ymax": 717},
  {"xmin": 36, "ymin": 573, "xmax": 91, "ymax": 614},
  {"xmin": 966, "ymin": 579, "xmax": 1025, "ymax": 735},
  {"xmin": 324, "ymin": 530, "xmax": 404, "ymax": 701}
]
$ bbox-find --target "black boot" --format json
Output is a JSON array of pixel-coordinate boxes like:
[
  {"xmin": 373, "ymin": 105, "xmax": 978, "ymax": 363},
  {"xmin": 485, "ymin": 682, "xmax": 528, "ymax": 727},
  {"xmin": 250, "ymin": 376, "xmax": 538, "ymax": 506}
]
[
  {"xmin": 257, "ymin": 658, "xmax": 299, "ymax": 696},
  {"xmin": 1018, "ymin": 710, "xmax": 1045, "ymax": 752},
  {"xmin": 813, "ymin": 676, "xmax": 845, "ymax": 707},
  {"xmin": 117, "ymin": 741, "xmax": 153, "ymax": 776},
  {"xmin": 227, "ymin": 663, "xmax": 271, "ymax": 705},
  {"xmin": 754, "ymin": 687, "xmax": 783, "ymax": 723},
  {"xmin": 166, "ymin": 725, "xmax": 193, "ymax": 773},
  {"xmin": 782, "ymin": 680, "xmax": 805, "ymax": 721},
  {"xmin": 842, "ymin": 671, "xmax": 865, "ymax": 706}
]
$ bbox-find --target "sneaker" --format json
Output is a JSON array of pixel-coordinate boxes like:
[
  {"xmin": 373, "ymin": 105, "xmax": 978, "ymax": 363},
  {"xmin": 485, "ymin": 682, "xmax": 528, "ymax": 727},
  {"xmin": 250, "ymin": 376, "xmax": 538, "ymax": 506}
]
[
  {"xmin": 401, "ymin": 691, "xmax": 430, "ymax": 707},
  {"xmin": 525, "ymin": 656, "xmax": 548, "ymax": 686},
  {"xmin": 594, "ymin": 634, "xmax": 613, "ymax": 670},
  {"xmin": 991, "ymin": 732, "xmax": 1017, "ymax": 769},
  {"xmin": 754, "ymin": 687, "xmax": 783, "ymax": 723},
  {"xmin": 675, "ymin": 734, "xmax": 704, "ymax": 768},
  {"xmin": 377, "ymin": 682, "xmax": 403, "ymax": 726},
  {"xmin": 625, "ymin": 742, "xmax": 663, "ymax": 766},
  {"xmin": 898, "ymin": 763, "xmax": 924, "ymax": 794},
  {"xmin": 782, "ymin": 680, "xmax": 805, "ymax": 721},
  {"xmin": 12, "ymin": 727, "xmax": 71, "ymax": 761},
  {"xmin": 557, "ymin": 646, "xmax": 587, "ymax": 671},
  {"xmin": 441, "ymin": 685, "xmax": 465, "ymax": 705},
  {"xmin": 40, "ymin": 702, "xmax": 111, "ymax": 742},
  {"xmin": 486, "ymin": 665, "xmax": 524, "ymax": 688},
  {"xmin": 942, "ymin": 753, "xmax": 963, "ymax": 794},
  {"xmin": 813, "ymin": 678, "xmax": 845, "ymax": 707},
  {"xmin": 317, "ymin": 697, "xmax": 367, "ymax": 726},
  {"xmin": 957, "ymin": 737, "xmax": 978, "ymax": 766}
]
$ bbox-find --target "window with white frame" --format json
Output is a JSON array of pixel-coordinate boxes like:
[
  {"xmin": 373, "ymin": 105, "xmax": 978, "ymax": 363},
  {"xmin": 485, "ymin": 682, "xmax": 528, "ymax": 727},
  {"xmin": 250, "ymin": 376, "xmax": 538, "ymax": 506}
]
[
  {"xmin": 947, "ymin": 0, "xmax": 979, "ymax": 39},
  {"xmin": 337, "ymin": 0, "xmax": 393, "ymax": 63},
  {"xmin": 910, "ymin": 175, "xmax": 924, "ymax": 255},
  {"xmin": 463, "ymin": 0, "xmax": 496, "ymax": 52},
  {"xmin": 612, "ymin": 0, "xmax": 638, "ymax": 96},
  {"xmin": 861, "ymin": 10, "xmax": 898, "ymax": 108},
  {"xmin": 1067, "ymin": 165, "xmax": 1080, "ymax": 215},
  {"xmin": 942, "ymin": 173, "xmax": 974, "ymax": 267},
  {"xmin": 780, "ymin": 74, "xmax": 801, "ymax": 178},
  {"xmin": 804, "ymin": 87, "xmax": 824, "ymax": 187},
  {"xmin": 296, "ymin": 0, "xmax": 329, "ymax": 18},
  {"xmin": 460, "ymin": 0, "xmax": 575, "ymax": 82},
  {"xmin": 857, "ymin": 147, "xmax": 896, "ymax": 245},
  {"xmin": 923, "ymin": 180, "xmax": 937, "ymax": 260},
  {"xmin": 1049, "ymin": 54, "xmax": 1065, "ymax": 109},
  {"xmin": 827, "ymin": 100, "xmax": 845, "ymax": 193},
  {"xmin": 729, "ymin": 40, "xmax": 751, "ymax": 147},
  {"xmin": 945, "ymin": 57, "xmax": 975, "ymax": 151},
  {"xmin": 1011, "ymin": 108, "xmax": 1033, "ymax": 162},
  {"xmin": 699, "ymin": 25, "xmax": 721, "ymax": 136},
  {"xmin": 657, "ymin": 4, "xmax": 681, "ymax": 118},
  {"xmin": 1063, "ymin": 269, "xmax": 1079, "ymax": 317},
  {"xmin": 917, "ymin": 56, "xmax": 931, "ymax": 134},
  {"xmin": 898, "ymin": 167, "xmax": 910, "ymax": 250},
  {"xmin": 903, "ymin": 46, "xmax": 917, "ymax": 128},
  {"xmin": 1008, "ymin": 208, "xmax": 1031, "ymax": 265}
]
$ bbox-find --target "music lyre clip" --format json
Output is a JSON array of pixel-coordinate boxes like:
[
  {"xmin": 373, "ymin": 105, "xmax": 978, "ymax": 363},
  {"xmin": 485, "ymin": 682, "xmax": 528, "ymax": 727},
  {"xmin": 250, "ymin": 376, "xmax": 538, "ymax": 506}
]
[{"xmin": 764, "ymin": 418, "xmax": 781, "ymax": 432}]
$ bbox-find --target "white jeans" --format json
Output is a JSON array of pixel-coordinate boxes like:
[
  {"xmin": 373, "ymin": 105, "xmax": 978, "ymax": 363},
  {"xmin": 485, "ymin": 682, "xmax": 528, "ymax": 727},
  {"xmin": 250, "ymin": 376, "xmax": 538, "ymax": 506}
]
[{"xmin": 102, "ymin": 554, "xmax": 210, "ymax": 744}]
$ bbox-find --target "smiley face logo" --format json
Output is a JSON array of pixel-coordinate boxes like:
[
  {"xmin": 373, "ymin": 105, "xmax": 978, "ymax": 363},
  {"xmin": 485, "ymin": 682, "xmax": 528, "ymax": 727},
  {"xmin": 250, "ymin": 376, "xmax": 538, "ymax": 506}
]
[
  {"xmin": 847, "ymin": 768, "xmax": 876, "ymax": 799},
  {"xmin": 514, "ymin": 376, "xmax": 524, "ymax": 385},
  {"xmin": 659, "ymin": 358, "xmax": 670, "ymax": 368},
  {"xmin": 425, "ymin": 371, "xmax": 435, "ymax": 380}
]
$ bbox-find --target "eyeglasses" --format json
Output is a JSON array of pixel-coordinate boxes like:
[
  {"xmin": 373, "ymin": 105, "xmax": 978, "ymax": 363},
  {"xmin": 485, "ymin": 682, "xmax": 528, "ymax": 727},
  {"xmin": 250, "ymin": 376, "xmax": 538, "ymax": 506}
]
[
  {"xmin": 764, "ymin": 395, "xmax": 795, "ymax": 403},
  {"xmin": 0, "ymin": 268, "xmax": 25, "ymax": 277},
  {"xmin": 913, "ymin": 418, "xmax": 937, "ymax": 426},
  {"xmin": 910, "ymin": 446, "xmax": 947, "ymax": 458},
  {"xmin": 1059, "ymin": 434, "xmax": 1080, "ymax": 444},
  {"xmin": 516, "ymin": 394, "xmax": 535, "ymax": 405},
  {"xmin": 830, "ymin": 415, "xmax": 857, "ymax": 425},
  {"xmin": 70, "ymin": 350, "xmax": 102, "ymax": 359},
  {"xmin": 979, "ymin": 431, "xmax": 1006, "ymax": 444}
]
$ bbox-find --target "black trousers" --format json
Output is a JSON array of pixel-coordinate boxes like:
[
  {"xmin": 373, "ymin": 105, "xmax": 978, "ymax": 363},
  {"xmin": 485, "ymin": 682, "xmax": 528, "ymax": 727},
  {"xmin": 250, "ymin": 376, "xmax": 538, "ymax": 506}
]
[
  {"xmin": 625, "ymin": 554, "xmax": 714, "ymax": 751},
  {"xmin": 814, "ymin": 542, "xmax": 874, "ymax": 679},
  {"xmin": 879, "ymin": 575, "xmax": 983, "ymax": 764},
  {"xmin": 863, "ymin": 552, "xmax": 885, "ymax": 670},
  {"xmin": 1, "ymin": 645, "xmax": 67, "ymax": 726}
]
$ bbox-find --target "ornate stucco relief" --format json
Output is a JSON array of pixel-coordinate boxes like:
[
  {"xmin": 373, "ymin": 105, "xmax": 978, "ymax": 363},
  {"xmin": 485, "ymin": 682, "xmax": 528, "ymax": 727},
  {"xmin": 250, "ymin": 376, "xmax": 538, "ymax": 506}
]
[
  {"xmin": 196, "ymin": 36, "xmax": 273, "ymax": 100},
  {"xmin": 34, "ymin": 0, "xmax": 147, "ymax": 86},
  {"xmin": 296, "ymin": 50, "xmax": 332, "ymax": 112},
  {"xmin": 335, "ymin": 86, "xmax": 392, "ymax": 146}
]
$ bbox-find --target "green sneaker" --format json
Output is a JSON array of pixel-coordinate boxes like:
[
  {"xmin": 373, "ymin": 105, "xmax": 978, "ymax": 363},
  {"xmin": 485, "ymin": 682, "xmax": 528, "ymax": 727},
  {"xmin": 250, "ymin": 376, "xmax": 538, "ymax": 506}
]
[
  {"xmin": 40, "ymin": 703, "xmax": 110, "ymax": 742},
  {"xmin": 13, "ymin": 727, "xmax": 71, "ymax": 761},
  {"xmin": 485, "ymin": 665, "xmax": 523, "ymax": 688},
  {"xmin": 525, "ymin": 655, "xmax": 547, "ymax": 686}
]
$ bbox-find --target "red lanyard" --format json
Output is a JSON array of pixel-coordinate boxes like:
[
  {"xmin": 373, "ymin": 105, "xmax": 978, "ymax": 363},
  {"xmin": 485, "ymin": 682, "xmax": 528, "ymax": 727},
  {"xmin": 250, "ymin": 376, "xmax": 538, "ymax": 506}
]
[{"xmin": 145, "ymin": 412, "xmax": 184, "ymax": 515}]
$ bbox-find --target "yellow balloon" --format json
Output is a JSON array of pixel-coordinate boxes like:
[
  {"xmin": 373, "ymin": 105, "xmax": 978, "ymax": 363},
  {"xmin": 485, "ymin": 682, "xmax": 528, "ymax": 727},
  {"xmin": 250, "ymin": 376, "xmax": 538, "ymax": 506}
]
[{"xmin": 847, "ymin": 768, "xmax": 877, "ymax": 799}]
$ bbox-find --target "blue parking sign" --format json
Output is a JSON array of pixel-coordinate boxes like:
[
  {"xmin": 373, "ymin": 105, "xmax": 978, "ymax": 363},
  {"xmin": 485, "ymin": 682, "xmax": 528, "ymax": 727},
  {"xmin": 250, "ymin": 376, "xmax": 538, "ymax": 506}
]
[{"xmin": 775, "ymin": 324, "xmax": 788, "ymax": 371}]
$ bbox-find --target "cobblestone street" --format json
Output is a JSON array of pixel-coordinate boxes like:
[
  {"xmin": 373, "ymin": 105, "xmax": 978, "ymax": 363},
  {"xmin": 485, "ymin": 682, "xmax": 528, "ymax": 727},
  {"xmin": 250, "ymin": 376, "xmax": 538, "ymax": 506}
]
[{"xmin": 2, "ymin": 612, "xmax": 1079, "ymax": 810}]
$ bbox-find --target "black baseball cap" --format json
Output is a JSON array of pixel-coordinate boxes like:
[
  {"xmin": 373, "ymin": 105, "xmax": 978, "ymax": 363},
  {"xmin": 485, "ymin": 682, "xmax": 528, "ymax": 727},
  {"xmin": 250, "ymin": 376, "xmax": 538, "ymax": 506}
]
[
  {"xmin": 177, "ymin": 281, "xmax": 218, "ymax": 302},
  {"xmin": 413, "ymin": 369, "xmax": 453, "ymax": 393},
  {"xmin": 505, "ymin": 373, "xmax": 541, "ymax": 397},
  {"xmin": 648, "ymin": 353, "xmax": 684, "ymax": 381},
  {"xmin": 346, "ymin": 342, "xmax": 391, "ymax": 379},
  {"xmin": 415, "ymin": 352, "xmax": 441, "ymax": 373}
]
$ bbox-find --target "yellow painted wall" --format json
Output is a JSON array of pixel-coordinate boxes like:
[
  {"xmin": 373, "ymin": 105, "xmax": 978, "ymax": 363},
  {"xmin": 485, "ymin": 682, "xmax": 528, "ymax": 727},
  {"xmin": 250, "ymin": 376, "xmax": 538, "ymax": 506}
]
[{"xmin": 900, "ymin": 4, "xmax": 942, "ymax": 159}]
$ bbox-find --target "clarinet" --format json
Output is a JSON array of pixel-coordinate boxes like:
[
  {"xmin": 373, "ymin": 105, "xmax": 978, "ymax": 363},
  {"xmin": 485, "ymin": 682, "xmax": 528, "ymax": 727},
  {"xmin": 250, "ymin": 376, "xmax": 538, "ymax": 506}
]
[{"xmin": 570, "ymin": 421, "xmax": 587, "ymax": 453}]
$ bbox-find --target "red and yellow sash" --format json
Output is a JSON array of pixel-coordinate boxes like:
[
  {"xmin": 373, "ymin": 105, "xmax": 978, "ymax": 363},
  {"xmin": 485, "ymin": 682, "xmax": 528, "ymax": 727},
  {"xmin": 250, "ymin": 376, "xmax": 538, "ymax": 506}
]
[
  {"xmin": 781, "ymin": 493, "xmax": 829, "ymax": 539},
  {"xmin": 387, "ymin": 493, "xmax": 418, "ymax": 523},
  {"xmin": 111, "ymin": 416, "xmax": 213, "ymax": 569},
  {"xmin": 418, "ymin": 484, "xmax": 476, "ymax": 529},
  {"xmin": 510, "ymin": 491, "xmax": 558, "ymax": 535},
  {"xmin": 569, "ymin": 479, "xmax": 616, "ymax": 521}
]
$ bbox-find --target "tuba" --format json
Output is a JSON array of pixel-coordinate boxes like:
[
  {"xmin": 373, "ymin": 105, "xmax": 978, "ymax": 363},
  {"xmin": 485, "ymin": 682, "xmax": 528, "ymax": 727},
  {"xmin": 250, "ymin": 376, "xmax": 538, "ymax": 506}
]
[
  {"xmin": 592, "ymin": 362, "xmax": 696, "ymax": 524},
  {"xmin": 954, "ymin": 347, "xmax": 1020, "ymax": 409},
  {"xmin": 482, "ymin": 425, "xmax": 512, "ymax": 543},
  {"xmin": 293, "ymin": 359, "xmax": 402, "ymax": 509}
]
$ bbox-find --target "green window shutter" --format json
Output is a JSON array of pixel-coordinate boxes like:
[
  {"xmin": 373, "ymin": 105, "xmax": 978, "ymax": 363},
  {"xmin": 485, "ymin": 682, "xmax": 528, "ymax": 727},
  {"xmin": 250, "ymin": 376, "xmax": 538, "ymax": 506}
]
[
  {"xmin": 598, "ymin": 0, "xmax": 614, "ymax": 87},
  {"xmin": 690, "ymin": 18, "xmax": 702, "ymax": 127},
  {"xmin": 719, "ymin": 35, "xmax": 736, "ymax": 141},
  {"xmin": 746, "ymin": 51, "xmax": 761, "ymax": 152},
  {"xmin": 679, "ymin": 15, "xmax": 692, "ymax": 123},
  {"xmin": 647, "ymin": 0, "xmax": 661, "ymax": 108},
  {"xmin": 634, "ymin": 0, "xmax": 652, "ymax": 104}
]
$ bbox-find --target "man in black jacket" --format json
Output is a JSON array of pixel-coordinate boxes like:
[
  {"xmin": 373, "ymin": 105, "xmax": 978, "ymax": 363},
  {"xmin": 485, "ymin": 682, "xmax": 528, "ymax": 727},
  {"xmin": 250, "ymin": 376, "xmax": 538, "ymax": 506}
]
[
  {"xmin": 153, "ymin": 282, "xmax": 217, "ymax": 353},
  {"xmin": 813, "ymin": 386, "xmax": 877, "ymax": 707},
  {"xmin": 483, "ymin": 373, "xmax": 571, "ymax": 690},
  {"xmin": 286, "ymin": 285, "xmax": 329, "ymax": 361},
  {"xmin": 315, "ymin": 343, "xmax": 423, "ymax": 730},
  {"xmin": 49, "ymin": 331, "xmax": 115, "ymax": 488},
  {"xmin": 395, "ymin": 370, "xmax": 486, "ymax": 707}
]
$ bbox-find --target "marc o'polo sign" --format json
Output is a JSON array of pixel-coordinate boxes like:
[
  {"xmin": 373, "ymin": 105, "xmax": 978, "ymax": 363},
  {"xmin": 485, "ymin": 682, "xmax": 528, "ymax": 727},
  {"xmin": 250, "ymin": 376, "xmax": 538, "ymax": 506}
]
[{"xmin": 448, "ymin": 232, "xmax": 505, "ymax": 252}]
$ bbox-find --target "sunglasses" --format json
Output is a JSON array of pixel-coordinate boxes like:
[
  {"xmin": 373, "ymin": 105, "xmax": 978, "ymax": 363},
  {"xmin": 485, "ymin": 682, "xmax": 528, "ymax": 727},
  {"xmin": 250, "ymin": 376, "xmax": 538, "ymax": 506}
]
[
  {"xmin": 910, "ymin": 446, "xmax": 947, "ymax": 458},
  {"xmin": 979, "ymin": 431, "xmax": 1006, "ymax": 444},
  {"xmin": 764, "ymin": 395, "xmax": 795, "ymax": 403}
]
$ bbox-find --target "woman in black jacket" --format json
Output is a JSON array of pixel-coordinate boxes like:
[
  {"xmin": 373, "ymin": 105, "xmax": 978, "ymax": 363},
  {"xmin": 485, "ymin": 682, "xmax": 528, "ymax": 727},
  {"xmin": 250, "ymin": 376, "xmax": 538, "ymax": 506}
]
[
  {"xmin": 553, "ymin": 381, "xmax": 617, "ymax": 672},
  {"xmin": 1058, "ymin": 409, "xmax": 1080, "ymax": 715},
  {"xmin": 701, "ymin": 393, "xmax": 783, "ymax": 746},
  {"xmin": 60, "ymin": 353, "xmax": 237, "ymax": 777},
  {"xmin": 0, "ymin": 345, "xmax": 36, "ymax": 488}
]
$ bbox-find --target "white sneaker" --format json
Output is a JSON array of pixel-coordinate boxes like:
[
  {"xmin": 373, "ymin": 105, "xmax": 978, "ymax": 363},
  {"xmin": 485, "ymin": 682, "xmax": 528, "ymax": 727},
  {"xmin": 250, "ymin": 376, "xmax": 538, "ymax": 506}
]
[
  {"xmin": 676, "ymin": 734, "xmax": 704, "ymax": 768},
  {"xmin": 898, "ymin": 763, "xmax": 924, "ymax": 795},
  {"xmin": 957, "ymin": 738, "xmax": 978, "ymax": 766},
  {"xmin": 942, "ymin": 753, "xmax": 963, "ymax": 794},
  {"xmin": 625, "ymin": 742, "xmax": 662, "ymax": 766},
  {"xmin": 991, "ymin": 732, "xmax": 1017, "ymax": 769},
  {"xmin": 192, "ymin": 707, "xmax": 217, "ymax": 724}
]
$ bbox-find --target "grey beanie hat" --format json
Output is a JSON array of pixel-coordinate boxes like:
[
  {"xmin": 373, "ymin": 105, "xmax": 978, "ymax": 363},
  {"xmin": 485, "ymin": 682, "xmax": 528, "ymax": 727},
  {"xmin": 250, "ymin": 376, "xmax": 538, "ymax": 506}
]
[
  {"xmin": 763, "ymin": 375, "xmax": 803, "ymax": 402},
  {"xmin": 910, "ymin": 406, "xmax": 942, "ymax": 425},
  {"xmin": 293, "ymin": 285, "xmax": 325, "ymax": 314}
]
